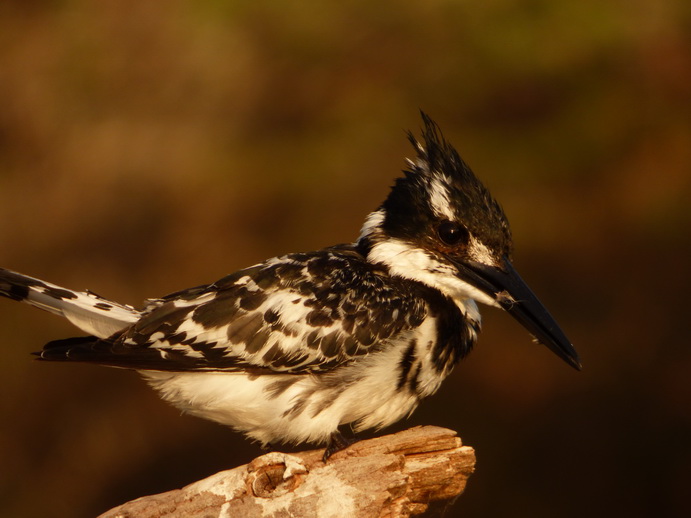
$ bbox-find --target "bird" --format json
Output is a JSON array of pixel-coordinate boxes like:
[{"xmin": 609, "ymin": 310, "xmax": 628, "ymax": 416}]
[{"xmin": 0, "ymin": 113, "xmax": 580, "ymax": 461}]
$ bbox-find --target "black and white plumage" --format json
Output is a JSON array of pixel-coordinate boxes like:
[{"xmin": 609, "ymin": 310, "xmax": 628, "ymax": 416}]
[{"xmin": 0, "ymin": 114, "xmax": 580, "ymax": 458}]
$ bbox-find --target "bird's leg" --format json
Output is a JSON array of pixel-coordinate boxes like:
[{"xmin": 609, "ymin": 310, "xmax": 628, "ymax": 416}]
[{"xmin": 322, "ymin": 429, "xmax": 357, "ymax": 462}]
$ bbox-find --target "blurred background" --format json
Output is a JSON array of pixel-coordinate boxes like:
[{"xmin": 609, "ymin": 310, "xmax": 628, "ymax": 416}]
[{"xmin": 0, "ymin": 1, "xmax": 689, "ymax": 517}]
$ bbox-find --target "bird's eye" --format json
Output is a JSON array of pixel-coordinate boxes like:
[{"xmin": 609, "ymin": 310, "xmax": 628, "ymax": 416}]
[{"xmin": 437, "ymin": 221, "xmax": 469, "ymax": 246}]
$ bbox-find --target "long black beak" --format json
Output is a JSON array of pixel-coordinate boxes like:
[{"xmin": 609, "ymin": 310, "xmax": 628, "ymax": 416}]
[{"xmin": 458, "ymin": 257, "xmax": 582, "ymax": 370}]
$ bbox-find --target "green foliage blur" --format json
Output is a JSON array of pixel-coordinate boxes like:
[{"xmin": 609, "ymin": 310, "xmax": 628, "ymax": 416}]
[{"xmin": 0, "ymin": 1, "xmax": 689, "ymax": 517}]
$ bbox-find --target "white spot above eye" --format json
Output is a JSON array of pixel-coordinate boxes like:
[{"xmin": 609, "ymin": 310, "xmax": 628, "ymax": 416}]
[{"xmin": 428, "ymin": 175, "xmax": 456, "ymax": 220}]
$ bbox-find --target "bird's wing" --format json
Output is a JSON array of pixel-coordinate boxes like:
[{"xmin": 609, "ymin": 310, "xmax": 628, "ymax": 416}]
[{"xmin": 39, "ymin": 248, "xmax": 428, "ymax": 372}]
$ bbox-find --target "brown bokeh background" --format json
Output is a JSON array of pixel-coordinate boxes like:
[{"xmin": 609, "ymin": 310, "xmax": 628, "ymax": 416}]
[{"xmin": 1, "ymin": 2, "xmax": 689, "ymax": 517}]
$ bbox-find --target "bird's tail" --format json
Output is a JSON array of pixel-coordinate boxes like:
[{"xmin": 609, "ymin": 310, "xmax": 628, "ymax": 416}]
[{"xmin": 0, "ymin": 267, "xmax": 140, "ymax": 338}]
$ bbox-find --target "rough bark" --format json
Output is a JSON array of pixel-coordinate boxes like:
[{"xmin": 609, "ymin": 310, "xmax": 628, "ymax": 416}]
[{"xmin": 100, "ymin": 426, "xmax": 475, "ymax": 518}]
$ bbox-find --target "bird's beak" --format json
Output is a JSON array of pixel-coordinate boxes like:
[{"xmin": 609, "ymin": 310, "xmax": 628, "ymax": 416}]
[{"xmin": 457, "ymin": 257, "xmax": 581, "ymax": 370}]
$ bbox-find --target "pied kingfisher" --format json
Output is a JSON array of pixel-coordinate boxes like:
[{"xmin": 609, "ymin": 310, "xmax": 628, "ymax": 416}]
[{"xmin": 0, "ymin": 114, "xmax": 580, "ymax": 460}]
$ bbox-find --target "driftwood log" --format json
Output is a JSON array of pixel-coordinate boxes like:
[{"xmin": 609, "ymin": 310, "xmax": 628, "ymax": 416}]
[{"xmin": 100, "ymin": 426, "xmax": 475, "ymax": 518}]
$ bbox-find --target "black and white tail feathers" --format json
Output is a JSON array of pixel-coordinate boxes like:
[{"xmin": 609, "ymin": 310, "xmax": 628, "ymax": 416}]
[{"xmin": 0, "ymin": 267, "xmax": 139, "ymax": 340}]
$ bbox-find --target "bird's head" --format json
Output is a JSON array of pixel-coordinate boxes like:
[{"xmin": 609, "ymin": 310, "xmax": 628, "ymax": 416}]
[{"xmin": 359, "ymin": 113, "xmax": 581, "ymax": 370}]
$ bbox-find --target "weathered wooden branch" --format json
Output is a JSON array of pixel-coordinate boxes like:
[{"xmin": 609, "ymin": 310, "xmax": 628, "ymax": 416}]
[{"xmin": 100, "ymin": 426, "xmax": 475, "ymax": 518}]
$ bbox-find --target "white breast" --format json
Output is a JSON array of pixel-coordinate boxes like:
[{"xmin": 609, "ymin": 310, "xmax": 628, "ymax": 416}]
[{"xmin": 140, "ymin": 325, "xmax": 451, "ymax": 446}]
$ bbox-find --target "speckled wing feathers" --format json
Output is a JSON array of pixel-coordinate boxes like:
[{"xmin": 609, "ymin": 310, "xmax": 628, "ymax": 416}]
[{"xmin": 43, "ymin": 246, "xmax": 429, "ymax": 373}]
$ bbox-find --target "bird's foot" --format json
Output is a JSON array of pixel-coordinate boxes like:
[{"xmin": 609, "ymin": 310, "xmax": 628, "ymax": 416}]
[{"xmin": 322, "ymin": 430, "xmax": 357, "ymax": 462}]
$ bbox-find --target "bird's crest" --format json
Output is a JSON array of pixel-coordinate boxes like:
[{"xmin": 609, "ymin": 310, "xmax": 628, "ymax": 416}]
[{"xmin": 382, "ymin": 112, "xmax": 513, "ymax": 260}]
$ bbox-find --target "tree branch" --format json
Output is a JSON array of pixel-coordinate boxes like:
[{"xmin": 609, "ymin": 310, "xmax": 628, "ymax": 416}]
[{"xmin": 99, "ymin": 426, "xmax": 475, "ymax": 518}]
